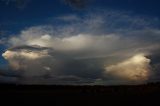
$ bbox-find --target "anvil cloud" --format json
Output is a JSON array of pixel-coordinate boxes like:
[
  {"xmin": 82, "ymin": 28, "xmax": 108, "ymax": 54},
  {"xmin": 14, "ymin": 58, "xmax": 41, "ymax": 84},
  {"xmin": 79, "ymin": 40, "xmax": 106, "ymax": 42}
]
[{"xmin": 2, "ymin": 11, "xmax": 160, "ymax": 85}]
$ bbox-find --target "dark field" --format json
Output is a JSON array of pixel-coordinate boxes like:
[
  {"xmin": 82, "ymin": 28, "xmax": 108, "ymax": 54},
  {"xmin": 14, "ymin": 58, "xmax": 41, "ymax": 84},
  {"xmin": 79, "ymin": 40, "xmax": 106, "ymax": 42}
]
[{"xmin": 0, "ymin": 83, "xmax": 160, "ymax": 105}]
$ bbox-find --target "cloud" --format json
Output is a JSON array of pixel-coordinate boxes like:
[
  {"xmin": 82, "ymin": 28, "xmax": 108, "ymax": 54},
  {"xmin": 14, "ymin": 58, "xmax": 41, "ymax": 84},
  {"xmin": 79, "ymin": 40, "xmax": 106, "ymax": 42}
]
[
  {"xmin": 50, "ymin": 11, "xmax": 159, "ymax": 36},
  {"xmin": 2, "ymin": 45, "xmax": 54, "ymax": 77},
  {"xmin": 2, "ymin": 45, "xmax": 103, "ymax": 81},
  {"xmin": 56, "ymin": 14, "xmax": 80, "ymax": 22},
  {"xmin": 0, "ymin": 75, "xmax": 18, "ymax": 83},
  {"xmin": 3, "ymin": 45, "xmax": 50, "ymax": 60},
  {"xmin": 7, "ymin": 27, "xmax": 160, "ymax": 59},
  {"xmin": 105, "ymin": 54, "xmax": 151, "ymax": 82},
  {"xmin": 8, "ymin": 28, "xmax": 122, "ymax": 52},
  {"xmin": 3, "ymin": 28, "xmax": 160, "ymax": 84},
  {"xmin": 3, "ymin": 49, "xmax": 49, "ymax": 60},
  {"xmin": 0, "ymin": 68, "xmax": 19, "ymax": 83},
  {"xmin": 2, "ymin": 10, "xmax": 160, "ymax": 84}
]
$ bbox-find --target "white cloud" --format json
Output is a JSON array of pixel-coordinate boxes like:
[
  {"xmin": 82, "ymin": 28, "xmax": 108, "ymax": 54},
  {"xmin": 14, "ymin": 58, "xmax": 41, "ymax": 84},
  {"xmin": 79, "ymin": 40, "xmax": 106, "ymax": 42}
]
[
  {"xmin": 43, "ymin": 66, "xmax": 51, "ymax": 71},
  {"xmin": 2, "ymin": 50, "xmax": 49, "ymax": 60},
  {"xmin": 56, "ymin": 14, "xmax": 80, "ymax": 22},
  {"xmin": 105, "ymin": 54, "xmax": 151, "ymax": 81},
  {"xmin": 2, "ymin": 46, "xmax": 53, "ymax": 77},
  {"xmin": 8, "ymin": 28, "xmax": 160, "ymax": 59}
]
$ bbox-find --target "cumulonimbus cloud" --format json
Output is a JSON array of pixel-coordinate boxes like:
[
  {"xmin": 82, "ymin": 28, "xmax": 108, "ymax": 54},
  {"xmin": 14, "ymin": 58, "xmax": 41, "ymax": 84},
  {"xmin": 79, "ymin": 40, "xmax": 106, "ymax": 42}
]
[
  {"xmin": 2, "ymin": 46, "xmax": 54, "ymax": 77},
  {"xmin": 1, "ymin": 10, "xmax": 160, "ymax": 84},
  {"xmin": 105, "ymin": 54, "xmax": 151, "ymax": 82},
  {"xmin": 3, "ymin": 29, "xmax": 159, "ymax": 84}
]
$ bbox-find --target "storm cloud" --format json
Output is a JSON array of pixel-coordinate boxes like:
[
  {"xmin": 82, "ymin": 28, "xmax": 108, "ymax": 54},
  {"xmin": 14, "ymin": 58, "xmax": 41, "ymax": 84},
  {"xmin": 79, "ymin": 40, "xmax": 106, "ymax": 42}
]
[
  {"xmin": 2, "ymin": 10, "xmax": 160, "ymax": 85},
  {"xmin": 105, "ymin": 54, "xmax": 151, "ymax": 82}
]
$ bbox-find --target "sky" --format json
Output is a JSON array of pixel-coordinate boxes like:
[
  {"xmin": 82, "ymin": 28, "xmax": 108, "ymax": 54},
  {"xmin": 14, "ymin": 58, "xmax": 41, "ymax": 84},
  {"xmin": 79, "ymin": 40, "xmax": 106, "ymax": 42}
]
[{"xmin": 0, "ymin": 0, "xmax": 160, "ymax": 85}]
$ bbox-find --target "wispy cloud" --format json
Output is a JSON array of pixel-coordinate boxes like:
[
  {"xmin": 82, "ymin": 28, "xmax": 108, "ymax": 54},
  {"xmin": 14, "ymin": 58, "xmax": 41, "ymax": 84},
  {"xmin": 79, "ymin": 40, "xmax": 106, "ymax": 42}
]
[{"xmin": 56, "ymin": 14, "xmax": 80, "ymax": 22}]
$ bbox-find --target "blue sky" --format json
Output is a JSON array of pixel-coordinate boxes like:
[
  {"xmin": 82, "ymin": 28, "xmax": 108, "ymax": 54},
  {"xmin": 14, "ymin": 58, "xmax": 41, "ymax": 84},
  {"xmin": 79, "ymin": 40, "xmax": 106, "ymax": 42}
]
[
  {"xmin": 0, "ymin": 0, "xmax": 160, "ymax": 84},
  {"xmin": 0, "ymin": 0, "xmax": 160, "ymax": 33}
]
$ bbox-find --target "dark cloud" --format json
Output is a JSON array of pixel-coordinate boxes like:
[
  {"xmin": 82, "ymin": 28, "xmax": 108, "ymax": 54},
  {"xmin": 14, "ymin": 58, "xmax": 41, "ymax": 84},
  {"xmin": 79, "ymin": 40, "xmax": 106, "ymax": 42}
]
[
  {"xmin": 0, "ymin": 68, "xmax": 19, "ymax": 83},
  {"xmin": 54, "ymin": 58, "xmax": 103, "ymax": 79},
  {"xmin": 0, "ymin": 75, "xmax": 18, "ymax": 83},
  {"xmin": 0, "ymin": 69, "xmax": 19, "ymax": 77},
  {"xmin": 8, "ymin": 45, "xmax": 52, "ymax": 52}
]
